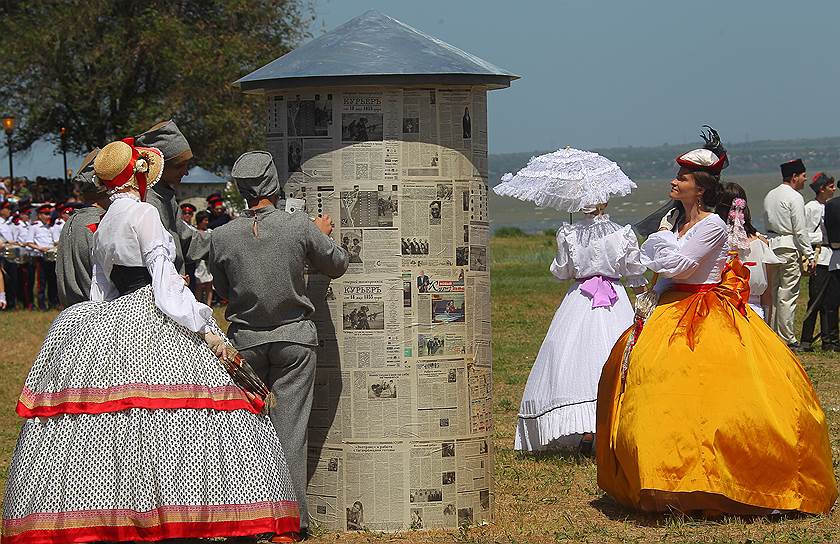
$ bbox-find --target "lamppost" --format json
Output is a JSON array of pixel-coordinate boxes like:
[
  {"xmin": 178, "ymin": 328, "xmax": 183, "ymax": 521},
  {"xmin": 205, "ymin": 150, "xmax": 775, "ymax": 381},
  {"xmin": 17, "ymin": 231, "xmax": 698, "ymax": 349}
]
[
  {"xmin": 2, "ymin": 114, "xmax": 14, "ymax": 181},
  {"xmin": 59, "ymin": 126, "xmax": 68, "ymax": 192}
]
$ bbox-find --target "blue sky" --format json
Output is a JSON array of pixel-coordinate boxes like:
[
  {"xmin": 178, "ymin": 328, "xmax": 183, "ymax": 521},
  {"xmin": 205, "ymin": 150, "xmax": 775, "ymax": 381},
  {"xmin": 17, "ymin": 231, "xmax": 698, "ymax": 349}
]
[
  {"xmin": 7, "ymin": 0, "xmax": 840, "ymax": 178},
  {"xmin": 316, "ymin": 0, "xmax": 840, "ymax": 151}
]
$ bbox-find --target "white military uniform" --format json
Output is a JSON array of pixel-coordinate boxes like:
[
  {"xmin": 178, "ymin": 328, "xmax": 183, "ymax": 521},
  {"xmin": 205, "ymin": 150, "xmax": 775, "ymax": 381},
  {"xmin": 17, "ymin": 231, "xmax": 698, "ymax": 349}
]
[{"xmin": 763, "ymin": 183, "xmax": 814, "ymax": 344}]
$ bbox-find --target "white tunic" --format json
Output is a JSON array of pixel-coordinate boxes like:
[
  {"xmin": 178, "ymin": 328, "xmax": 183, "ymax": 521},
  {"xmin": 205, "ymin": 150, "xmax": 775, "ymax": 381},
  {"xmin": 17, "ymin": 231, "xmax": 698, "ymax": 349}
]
[
  {"xmin": 0, "ymin": 217, "xmax": 15, "ymax": 243},
  {"xmin": 90, "ymin": 194, "xmax": 212, "ymax": 333},
  {"xmin": 804, "ymin": 200, "xmax": 832, "ymax": 266},
  {"xmin": 763, "ymin": 183, "xmax": 813, "ymax": 258},
  {"xmin": 641, "ymin": 213, "xmax": 729, "ymax": 290}
]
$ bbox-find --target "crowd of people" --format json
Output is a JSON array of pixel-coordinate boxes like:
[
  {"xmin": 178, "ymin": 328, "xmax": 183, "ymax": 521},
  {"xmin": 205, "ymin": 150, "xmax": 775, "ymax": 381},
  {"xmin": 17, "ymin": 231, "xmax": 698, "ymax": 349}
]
[
  {"xmin": 1, "ymin": 122, "xmax": 347, "ymax": 543},
  {"xmin": 0, "ymin": 178, "xmax": 235, "ymax": 311},
  {"xmin": 514, "ymin": 127, "xmax": 837, "ymax": 518}
]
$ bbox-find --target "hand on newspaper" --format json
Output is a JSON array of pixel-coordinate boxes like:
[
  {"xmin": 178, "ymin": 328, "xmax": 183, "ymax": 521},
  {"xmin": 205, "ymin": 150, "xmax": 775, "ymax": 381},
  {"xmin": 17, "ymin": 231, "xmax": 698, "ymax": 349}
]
[
  {"xmin": 314, "ymin": 213, "xmax": 334, "ymax": 236},
  {"xmin": 203, "ymin": 331, "xmax": 230, "ymax": 360}
]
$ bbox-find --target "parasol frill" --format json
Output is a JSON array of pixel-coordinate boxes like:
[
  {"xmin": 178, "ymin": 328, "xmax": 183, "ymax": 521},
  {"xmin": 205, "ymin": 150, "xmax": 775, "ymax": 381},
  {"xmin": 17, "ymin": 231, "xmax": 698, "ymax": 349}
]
[{"xmin": 493, "ymin": 147, "xmax": 636, "ymax": 212}]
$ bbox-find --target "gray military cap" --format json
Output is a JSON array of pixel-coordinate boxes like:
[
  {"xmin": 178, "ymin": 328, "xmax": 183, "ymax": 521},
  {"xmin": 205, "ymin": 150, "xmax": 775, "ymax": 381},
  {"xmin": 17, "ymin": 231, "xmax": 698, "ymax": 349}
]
[
  {"xmin": 135, "ymin": 119, "xmax": 193, "ymax": 164},
  {"xmin": 232, "ymin": 151, "xmax": 280, "ymax": 201},
  {"xmin": 73, "ymin": 147, "xmax": 106, "ymax": 198}
]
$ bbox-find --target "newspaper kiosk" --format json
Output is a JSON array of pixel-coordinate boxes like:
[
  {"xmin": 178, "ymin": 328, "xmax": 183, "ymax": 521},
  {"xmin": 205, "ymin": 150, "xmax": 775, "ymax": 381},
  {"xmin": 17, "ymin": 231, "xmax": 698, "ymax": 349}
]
[{"xmin": 236, "ymin": 10, "xmax": 517, "ymax": 532}]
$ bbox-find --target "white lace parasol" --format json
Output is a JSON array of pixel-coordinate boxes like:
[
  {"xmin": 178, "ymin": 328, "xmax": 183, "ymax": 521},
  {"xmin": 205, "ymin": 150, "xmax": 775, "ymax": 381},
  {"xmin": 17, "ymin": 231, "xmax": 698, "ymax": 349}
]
[{"xmin": 493, "ymin": 147, "xmax": 636, "ymax": 212}]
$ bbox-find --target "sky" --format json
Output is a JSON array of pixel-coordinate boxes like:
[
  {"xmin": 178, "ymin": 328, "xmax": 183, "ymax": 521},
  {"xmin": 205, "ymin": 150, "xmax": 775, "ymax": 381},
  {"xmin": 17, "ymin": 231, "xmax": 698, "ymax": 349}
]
[
  {"xmin": 315, "ymin": 0, "xmax": 840, "ymax": 151},
  {"xmin": 6, "ymin": 0, "xmax": 840, "ymax": 178}
]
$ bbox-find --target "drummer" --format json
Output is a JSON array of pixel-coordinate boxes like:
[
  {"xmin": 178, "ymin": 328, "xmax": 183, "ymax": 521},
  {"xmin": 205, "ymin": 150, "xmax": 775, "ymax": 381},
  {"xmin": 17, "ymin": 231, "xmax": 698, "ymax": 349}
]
[
  {"xmin": 14, "ymin": 203, "xmax": 34, "ymax": 309},
  {"xmin": 28, "ymin": 204, "xmax": 58, "ymax": 310},
  {"xmin": 0, "ymin": 201, "xmax": 16, "ymax": 309}
]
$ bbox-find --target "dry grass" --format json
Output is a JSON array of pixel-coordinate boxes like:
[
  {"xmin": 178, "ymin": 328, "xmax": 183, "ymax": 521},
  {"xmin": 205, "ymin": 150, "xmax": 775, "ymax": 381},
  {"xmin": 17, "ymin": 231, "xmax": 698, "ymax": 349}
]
[{"xmin": 1, "ymin": 235, "xmax": 839, "ymax": 543}]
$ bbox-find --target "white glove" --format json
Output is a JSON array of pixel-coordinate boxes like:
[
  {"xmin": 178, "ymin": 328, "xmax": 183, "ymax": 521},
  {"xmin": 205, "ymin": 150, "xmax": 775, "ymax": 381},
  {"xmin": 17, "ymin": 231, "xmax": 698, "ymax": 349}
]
[
  {"xmin": 203, "ymin": 330, "xmax": 229, "ymax": 359},
  {"xmin": 0, "ymin": 292, "xmax": 6, "ymax": 310},
  {"xmin": 659, "ymin": 208, "xmax": 679, "ymax": 232}
]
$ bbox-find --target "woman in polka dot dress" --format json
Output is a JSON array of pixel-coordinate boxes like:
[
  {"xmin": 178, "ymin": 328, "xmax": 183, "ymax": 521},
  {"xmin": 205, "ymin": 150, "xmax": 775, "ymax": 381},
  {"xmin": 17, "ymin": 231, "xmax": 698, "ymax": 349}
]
[{"xmin": 2, "ymin": 140, "xmax": 300, "ymax": 543}]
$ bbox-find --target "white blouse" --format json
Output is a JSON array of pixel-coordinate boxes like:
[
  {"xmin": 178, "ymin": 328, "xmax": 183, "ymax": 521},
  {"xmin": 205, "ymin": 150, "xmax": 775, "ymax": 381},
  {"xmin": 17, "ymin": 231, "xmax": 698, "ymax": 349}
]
[
  {"xmin": 550, "ymin": 214, "xmax": 647, "ymax": 287},
  {"xmin": 90, "ymin": 194, "xmax": 212, "ymax": 333},
  {"xmin": 641, "ymin": 213, "xmax": 729, "ymax": 287},
  {"xmin": 740, "ymin": 237, "xmax": 783, "ymax": 306}
]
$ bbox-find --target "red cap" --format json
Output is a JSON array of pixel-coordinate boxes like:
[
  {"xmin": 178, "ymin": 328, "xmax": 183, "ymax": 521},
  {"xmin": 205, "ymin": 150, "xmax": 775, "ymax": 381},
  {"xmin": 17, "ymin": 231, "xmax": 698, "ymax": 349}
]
[
  {"xmin": 180, "ymin": 202, "xmax": 197, "ymax": 212},
  {"xmin": 37, "ymin": 204, "xmax": 53, "ymax": 214}
]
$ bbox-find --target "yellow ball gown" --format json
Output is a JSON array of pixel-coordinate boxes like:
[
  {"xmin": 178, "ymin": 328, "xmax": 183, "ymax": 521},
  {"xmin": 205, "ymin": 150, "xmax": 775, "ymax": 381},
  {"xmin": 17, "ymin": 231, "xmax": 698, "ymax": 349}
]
[{"xmin": 597, "ymin": 217, "xmax": 837, "ymax": 515}]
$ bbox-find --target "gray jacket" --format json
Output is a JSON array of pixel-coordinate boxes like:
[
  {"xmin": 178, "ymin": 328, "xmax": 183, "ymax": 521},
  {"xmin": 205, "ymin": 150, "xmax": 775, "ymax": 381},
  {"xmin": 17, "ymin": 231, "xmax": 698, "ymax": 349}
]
[
  {"xmin": 209, "ymin": 204, "xmax": 349, "ymax": 349},
  {"xmin": 57, "ymin": 206, "xmax": 103, "ymax": 306},
  {"xmin": 146, "ymin": 182, "xmax": 210, "ymax": 274}
]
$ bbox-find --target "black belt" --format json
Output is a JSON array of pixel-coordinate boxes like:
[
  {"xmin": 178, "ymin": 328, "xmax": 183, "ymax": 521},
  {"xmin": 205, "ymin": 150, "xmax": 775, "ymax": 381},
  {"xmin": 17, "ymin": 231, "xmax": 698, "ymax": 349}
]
[{"xmin": 110, "ymin": 265, "xmax": 152, "ymax": 296}]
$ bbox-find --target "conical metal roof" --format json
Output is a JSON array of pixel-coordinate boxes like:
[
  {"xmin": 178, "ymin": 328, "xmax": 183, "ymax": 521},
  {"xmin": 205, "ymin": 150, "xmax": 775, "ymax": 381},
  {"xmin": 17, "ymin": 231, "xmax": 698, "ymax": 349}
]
[{"xmin": 235, "ymin": 10, "xmax": 518, "ymax": 92}]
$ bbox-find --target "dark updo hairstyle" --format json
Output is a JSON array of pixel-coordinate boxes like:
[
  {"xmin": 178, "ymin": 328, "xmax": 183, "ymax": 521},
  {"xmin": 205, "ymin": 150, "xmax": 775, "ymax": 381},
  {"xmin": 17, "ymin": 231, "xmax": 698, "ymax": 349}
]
[{"xmin": 714, "ymin": 181, "xmax": 757, "ymax": 237}]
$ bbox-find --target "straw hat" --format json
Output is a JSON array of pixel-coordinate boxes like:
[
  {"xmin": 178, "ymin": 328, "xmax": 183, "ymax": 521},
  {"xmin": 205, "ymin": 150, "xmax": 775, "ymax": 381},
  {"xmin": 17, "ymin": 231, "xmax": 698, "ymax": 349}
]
[{"xmin": 94, "ymin": 139, "xmax": 164, "ymax": 196}]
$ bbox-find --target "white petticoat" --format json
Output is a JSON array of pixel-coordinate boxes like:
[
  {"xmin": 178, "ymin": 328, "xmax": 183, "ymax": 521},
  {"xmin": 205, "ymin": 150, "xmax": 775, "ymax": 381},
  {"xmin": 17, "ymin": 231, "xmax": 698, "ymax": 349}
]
[
  {"xmin": 515, "ymin": 279, "xmax": 634, "ymax": 451},
  {"xmin": 3, "ymin": 286, "xmax": 299, "ymax": 543}
]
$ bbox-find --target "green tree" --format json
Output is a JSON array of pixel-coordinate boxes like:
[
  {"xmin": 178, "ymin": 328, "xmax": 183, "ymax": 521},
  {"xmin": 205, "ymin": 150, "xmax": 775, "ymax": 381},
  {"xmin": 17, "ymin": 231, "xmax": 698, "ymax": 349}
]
[{"xmin": 0, "ymin": 0, "xmax": 312, "ymax": 171}]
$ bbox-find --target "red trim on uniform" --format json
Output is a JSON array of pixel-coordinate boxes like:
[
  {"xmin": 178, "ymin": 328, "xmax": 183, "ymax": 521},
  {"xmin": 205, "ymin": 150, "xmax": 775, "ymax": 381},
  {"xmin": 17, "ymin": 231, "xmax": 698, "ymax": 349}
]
[
  {"xmin": 85, "ymin": 223, "xmax": 98, "ymax": 233},
  {"xmin": 1, "ymin": 516, "xmax": 300, "ymax": 544},
  {"xmin": 16, "ymin": 396, "xmax": 264, "ymax": 418}
]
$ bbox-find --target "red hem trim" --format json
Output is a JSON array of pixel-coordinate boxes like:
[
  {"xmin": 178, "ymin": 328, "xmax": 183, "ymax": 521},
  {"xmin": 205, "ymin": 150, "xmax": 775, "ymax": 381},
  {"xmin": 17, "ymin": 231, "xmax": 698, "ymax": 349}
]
[
  {"xmin": 1, "ymin": 516, "xmax": 299, "ymax": 544},
  {"xmin": 16, "ymin": 396, "xmax": 264, "ymax": 418}
]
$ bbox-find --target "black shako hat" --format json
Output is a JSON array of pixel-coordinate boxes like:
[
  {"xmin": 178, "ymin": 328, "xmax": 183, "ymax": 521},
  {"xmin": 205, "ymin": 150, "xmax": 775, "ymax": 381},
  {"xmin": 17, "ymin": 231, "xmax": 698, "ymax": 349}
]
[
  {"xmin": 810, "ymin": 172, "xmax": 835, "ymax": 194},
  {"xmin": 780, "ymin": 158, "xmax": 806, "ymax": 179}
]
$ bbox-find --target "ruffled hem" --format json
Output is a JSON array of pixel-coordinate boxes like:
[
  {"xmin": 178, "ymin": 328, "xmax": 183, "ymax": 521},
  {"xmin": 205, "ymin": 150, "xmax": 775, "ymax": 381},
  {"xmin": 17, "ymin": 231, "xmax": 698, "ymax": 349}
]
[
  {"xmin": 18, "ymin": 383, "xmax": 262, "ymax": 417},
  {"xmin": 515, "ymin": 400, "xmax": 596, "ymax": 451},
  {"xmin": 2, "ymin": 503, "xmax": 299, "ymax": 544}
]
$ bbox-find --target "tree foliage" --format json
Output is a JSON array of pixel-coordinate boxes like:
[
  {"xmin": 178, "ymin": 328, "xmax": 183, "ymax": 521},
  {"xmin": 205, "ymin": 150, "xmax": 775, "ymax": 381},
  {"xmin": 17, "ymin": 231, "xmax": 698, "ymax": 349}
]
[{"xmin": 0, "ymin": 0, "xmax": 312, "ymax": 171}]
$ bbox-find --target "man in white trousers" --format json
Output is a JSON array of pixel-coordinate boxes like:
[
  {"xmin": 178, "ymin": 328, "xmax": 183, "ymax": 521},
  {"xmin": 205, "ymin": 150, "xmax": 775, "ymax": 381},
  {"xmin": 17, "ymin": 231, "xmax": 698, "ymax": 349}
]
[{"xmin": 764, "ymin": 158, "xmax": 815, "ymax": 347}]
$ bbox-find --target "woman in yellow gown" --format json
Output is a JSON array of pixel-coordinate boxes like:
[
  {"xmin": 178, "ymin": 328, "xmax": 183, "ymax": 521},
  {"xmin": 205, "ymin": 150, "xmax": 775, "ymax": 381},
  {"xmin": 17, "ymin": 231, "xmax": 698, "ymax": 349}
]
[{"xmin": 596, "ymin": 128, "xmax": 837, "ymax": 515}]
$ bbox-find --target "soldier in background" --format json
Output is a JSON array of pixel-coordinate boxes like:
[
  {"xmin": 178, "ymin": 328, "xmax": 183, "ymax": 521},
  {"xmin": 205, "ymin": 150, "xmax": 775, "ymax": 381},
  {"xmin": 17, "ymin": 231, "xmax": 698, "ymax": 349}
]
[
  {"xmin": 57, "ymin": 149, "xmax": 109, "ymax": 306},
  {"xmin": 135, "ymin": 120, "xmax": 209, "ymax": 275}
]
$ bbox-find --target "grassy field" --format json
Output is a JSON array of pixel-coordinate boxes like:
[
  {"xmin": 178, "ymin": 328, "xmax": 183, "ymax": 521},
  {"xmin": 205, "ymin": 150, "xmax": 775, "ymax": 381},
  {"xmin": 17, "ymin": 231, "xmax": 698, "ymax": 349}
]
[{"xmin": 1, "ymin": 234, "xmax": 839, "ymax": 543}]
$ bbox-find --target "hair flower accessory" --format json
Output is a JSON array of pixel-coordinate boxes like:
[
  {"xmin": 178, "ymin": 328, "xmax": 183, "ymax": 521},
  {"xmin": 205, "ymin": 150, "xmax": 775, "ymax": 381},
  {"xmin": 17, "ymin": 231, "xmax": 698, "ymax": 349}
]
[{"xmin": 727, "ymin": 197, "xmax": 750, "ymax": 252}]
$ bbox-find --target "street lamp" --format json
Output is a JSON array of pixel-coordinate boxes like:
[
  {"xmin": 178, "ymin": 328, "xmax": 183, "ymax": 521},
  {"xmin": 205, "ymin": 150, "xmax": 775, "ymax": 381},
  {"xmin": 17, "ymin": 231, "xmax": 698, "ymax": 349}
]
[
  {"xmin": 2, "ymin": 114, "xmax": 13, "ymax": 181},
  {"xmin": 59, "ymin": 126, "xmax": 68, "ymax": 191}
]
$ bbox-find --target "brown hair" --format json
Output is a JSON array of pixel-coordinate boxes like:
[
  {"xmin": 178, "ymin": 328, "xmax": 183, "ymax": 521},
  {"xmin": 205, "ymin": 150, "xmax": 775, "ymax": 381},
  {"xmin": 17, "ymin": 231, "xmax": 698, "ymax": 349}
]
[{"xmin": 714, "ymin": 181, "xmax": 757, "ymax": 237}]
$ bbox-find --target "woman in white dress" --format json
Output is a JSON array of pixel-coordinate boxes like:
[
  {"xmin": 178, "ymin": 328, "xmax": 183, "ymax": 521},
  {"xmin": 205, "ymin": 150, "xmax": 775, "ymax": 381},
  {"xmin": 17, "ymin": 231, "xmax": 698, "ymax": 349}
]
[
  {"xmin": 2, "ymin": 140, "xmax": 300, "ymax": 543},
  {"xmin": 515, "ymin": 204, "xmax": 647, "ymax": 452},
  {"xmin": 714, "ymin": 182, "xmax": 782, "ymax": 320}
]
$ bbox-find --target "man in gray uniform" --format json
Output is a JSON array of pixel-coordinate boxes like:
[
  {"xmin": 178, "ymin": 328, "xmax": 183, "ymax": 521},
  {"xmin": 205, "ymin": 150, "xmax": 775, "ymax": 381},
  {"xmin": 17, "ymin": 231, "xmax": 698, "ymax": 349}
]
[
  {"xmin": 56, "ymin": 148, "xmax": 109, "ymax": 306},
  {"xmin": 135, "ymin": 119, "xmax": 209, "ymax": 274},
  {"xmin": 209, "ymin": 151, "xmax": 348, "ymax": 537}
]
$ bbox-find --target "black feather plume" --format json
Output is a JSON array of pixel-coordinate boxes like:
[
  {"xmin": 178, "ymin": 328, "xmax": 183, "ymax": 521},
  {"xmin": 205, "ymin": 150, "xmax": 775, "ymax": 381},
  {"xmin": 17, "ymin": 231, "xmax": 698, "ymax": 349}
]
[{"xmin": 700, "ymin": 125, "xmax": 729, "ymax": 170}]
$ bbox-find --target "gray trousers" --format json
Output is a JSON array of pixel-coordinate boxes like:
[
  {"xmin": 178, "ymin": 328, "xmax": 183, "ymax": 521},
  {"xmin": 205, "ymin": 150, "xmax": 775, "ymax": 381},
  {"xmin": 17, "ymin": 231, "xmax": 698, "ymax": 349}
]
[{"xmin": 239, "ymin": 342, "xmax": 316, "ymax": 530}]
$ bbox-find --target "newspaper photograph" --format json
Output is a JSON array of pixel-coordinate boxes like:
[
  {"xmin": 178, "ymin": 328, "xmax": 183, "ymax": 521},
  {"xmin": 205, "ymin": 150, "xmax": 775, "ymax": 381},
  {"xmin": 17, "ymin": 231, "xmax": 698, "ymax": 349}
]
[{"xmin": 287, "ymin": 92, "xmax": 333, "ymax": 138}]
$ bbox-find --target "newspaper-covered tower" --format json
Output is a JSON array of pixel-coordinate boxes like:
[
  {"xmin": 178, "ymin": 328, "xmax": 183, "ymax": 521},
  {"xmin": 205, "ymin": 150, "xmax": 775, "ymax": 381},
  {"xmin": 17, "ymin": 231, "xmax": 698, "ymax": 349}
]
[{"xmin": 236, "ymin": 10, "xmax": 517, "ymax": 532}]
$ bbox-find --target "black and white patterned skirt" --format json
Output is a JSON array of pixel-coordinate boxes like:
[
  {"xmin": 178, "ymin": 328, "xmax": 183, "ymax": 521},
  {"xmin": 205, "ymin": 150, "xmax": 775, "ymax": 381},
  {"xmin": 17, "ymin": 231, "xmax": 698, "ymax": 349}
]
[{"xmin": 2, "ymin": 286, "xmax": 299, "ymax": 543}]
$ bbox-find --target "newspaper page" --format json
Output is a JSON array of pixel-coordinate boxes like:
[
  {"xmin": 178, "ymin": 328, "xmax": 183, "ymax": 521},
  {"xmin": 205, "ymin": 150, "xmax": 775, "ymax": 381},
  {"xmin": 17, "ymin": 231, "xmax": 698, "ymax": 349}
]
[
  {"xmin": 340, "ymin": 279, "xmax": 403, "ymax": 369},
  {"xmin": 401, "ymin": 89, "xmax": 440, "ymax": 178},
  {"xmin": 342, "ymin": 443, "xmax": 409, "ymax": 532},
  {"xmin": 306, "ymin": 445, "xmax": 345, "ymax": 528},
  {"xmin": 349, "ymin": 369, "xmax": 412, "ymax": 439},
  {"xmin": 400, "ymin": 184, "xmax": 455, "ymax": 261}
]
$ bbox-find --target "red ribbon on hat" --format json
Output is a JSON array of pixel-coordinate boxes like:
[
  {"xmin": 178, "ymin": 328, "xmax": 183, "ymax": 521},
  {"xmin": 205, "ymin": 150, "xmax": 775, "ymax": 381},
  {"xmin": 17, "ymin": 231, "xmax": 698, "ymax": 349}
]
[{"xmin": 101, "ymin": 137, "xmax": 150, "ymax": 199}]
